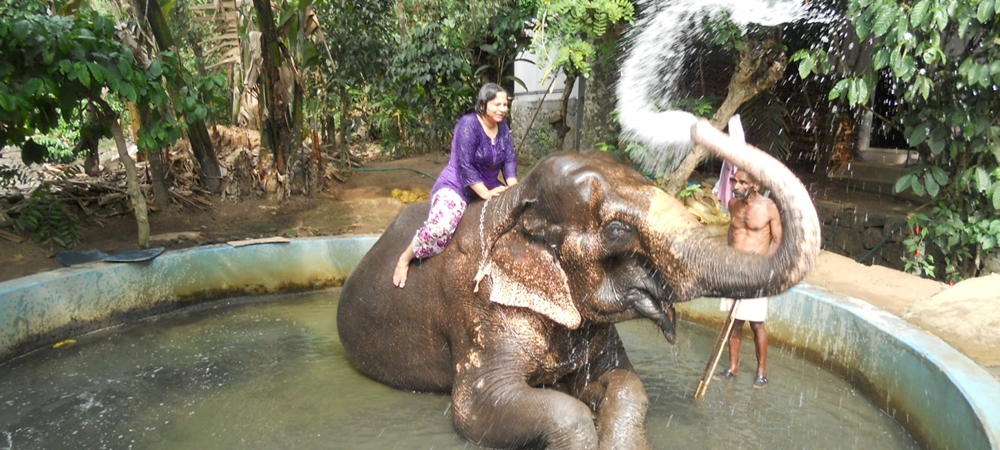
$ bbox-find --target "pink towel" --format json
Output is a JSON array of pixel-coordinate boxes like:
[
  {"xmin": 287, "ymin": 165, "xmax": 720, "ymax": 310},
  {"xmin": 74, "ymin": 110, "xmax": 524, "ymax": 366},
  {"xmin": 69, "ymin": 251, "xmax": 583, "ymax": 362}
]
[
  {"xmin": 713, "ymin": 115, "xmax": 744, "ymax": 211},
  {"xmin": 714, "ymin": 159, "xmax": 737, "ymax": 210}
]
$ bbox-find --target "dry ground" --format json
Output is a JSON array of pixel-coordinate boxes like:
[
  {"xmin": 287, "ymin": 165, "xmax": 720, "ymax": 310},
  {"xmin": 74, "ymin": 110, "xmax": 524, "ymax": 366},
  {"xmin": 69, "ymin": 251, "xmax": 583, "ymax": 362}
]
[{"xmin": 1, "ymin": 152, "xmax": 996, "ymax": 379}]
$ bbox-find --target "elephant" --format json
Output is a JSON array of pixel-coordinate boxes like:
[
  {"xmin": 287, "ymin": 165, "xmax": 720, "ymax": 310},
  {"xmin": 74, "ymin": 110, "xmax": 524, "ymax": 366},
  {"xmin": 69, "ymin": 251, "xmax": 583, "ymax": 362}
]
[{"xmin": 336, "ymin": 120, "xmax": 821, "ymax": 449}]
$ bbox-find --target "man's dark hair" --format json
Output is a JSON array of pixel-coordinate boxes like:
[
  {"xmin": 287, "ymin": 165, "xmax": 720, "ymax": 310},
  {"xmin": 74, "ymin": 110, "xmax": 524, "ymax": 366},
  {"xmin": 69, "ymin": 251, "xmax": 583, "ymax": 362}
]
[{"xmin": 474, "ymin": 83, "xmax": 508, "ymax": 116}]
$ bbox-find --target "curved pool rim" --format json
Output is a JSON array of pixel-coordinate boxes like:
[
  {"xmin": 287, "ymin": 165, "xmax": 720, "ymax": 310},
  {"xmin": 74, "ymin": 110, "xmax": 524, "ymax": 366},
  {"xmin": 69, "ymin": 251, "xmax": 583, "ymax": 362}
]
[{"xmin": 0, "ymin": 235, "xmax": 997, "ymax": 449}]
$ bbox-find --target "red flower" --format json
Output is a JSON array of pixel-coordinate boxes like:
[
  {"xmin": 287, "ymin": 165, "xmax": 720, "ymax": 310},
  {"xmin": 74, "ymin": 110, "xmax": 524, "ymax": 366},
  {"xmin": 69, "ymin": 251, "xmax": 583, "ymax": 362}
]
[
  {"xmin": 915, "ymin": 250, "xmax": 922, "ymax": 257},
  {"xmin": 915, "ymin": 226, "xmax": 921, "ymax": 234}
]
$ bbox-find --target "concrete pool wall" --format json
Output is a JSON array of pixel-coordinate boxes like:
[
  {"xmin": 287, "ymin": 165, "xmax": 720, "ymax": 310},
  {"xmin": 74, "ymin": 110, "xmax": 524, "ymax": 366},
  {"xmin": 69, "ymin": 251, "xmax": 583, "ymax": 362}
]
[{"xmin": 1, "ymin": 235, "xmax": 998, "ymax": 449}]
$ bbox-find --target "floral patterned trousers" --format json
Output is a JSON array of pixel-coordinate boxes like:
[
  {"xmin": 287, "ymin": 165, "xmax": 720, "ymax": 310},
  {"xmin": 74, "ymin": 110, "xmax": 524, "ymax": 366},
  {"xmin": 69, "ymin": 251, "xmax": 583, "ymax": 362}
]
[{"xmin": 411, "ymin": 188, "xmax": 467, "ymax": 259}]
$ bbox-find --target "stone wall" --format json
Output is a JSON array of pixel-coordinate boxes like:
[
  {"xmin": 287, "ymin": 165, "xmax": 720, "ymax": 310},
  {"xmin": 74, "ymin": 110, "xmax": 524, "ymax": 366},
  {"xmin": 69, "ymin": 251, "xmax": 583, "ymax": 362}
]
[
  {"xmin": 816, "ymin": 199, "xmax": 910, "ymax": 271},
  {"xmin": 510, "ymin": 97, "xmax": 579, "ymax": 161}
]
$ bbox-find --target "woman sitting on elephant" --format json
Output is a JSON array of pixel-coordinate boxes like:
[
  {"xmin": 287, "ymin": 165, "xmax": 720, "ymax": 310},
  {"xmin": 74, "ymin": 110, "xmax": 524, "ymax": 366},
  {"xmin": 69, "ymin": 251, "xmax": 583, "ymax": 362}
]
[{"xmin": 392, "ymin": 82, "xmax": 519, "ymax": 288}]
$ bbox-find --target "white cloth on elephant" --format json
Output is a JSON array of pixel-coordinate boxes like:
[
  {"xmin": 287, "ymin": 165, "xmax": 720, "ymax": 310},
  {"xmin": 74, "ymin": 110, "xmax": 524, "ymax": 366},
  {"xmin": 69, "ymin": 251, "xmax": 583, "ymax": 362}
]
[{"xmin": 719, "ymin": 297, "xmax": 768, "ymax": 322}]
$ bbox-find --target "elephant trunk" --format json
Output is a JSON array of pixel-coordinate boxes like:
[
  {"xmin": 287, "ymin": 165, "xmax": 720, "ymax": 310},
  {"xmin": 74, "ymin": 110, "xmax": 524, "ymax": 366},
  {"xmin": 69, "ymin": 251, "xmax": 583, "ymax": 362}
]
[{"xmin": 649, "ymin": 120, "xmax": 821, "ymax": 301}]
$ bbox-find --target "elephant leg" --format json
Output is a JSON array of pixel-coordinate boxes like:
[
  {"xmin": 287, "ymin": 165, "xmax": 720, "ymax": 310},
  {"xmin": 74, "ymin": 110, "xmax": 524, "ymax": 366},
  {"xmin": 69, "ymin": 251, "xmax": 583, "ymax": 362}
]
[
  {"xmin": 577, "ymin": 367, "xmax": 651, "ymax": 450},
  {"xmin": 452, "ymin": 378, "xmax": 599, "ymax": 450}
]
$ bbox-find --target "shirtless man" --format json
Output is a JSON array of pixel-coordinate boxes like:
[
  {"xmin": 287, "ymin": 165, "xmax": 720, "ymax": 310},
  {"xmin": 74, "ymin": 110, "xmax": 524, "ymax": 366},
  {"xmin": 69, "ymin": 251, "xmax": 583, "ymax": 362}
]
[{"xmin": 717, "ymin": 167, "xmax": 783, "ymax": 388}]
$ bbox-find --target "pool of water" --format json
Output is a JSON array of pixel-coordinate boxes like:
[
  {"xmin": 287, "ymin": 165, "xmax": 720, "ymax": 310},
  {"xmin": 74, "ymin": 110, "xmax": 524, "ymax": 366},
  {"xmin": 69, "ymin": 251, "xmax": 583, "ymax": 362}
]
[{"xmin": 0, "ymin": 289, "xmax": 917, "ymax": 449}]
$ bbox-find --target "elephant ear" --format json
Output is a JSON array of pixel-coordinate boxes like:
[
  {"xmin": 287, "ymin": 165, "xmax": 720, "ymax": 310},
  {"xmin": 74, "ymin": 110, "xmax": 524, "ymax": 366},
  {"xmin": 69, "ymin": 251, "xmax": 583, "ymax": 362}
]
[{"xmin": 487, "ymin": 230, "xmax": 581, "ymax": 329}]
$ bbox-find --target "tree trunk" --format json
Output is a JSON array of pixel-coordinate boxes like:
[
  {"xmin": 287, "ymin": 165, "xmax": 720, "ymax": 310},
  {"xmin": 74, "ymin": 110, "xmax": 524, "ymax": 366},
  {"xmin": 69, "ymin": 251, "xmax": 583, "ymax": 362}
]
[
  {"xmin": 552, "ymin": 75, "xmax": 576, "ymax": 152},
  {"xmin": 580, "ymin": 31, "xmax": 621, "ymax": 151},
  {"xmin": 147, "ymin": 148, "xmax": 171, "ymax": 209},
  {"xmin": 76, "ymin": 105, "xmax": 102, "ymax": 176},
  {"xmin": 663, "ymin": 32, "xmax": 788, "ymax": 194},
  {"xmin": 338, "ymin": 84, "xmax": 351, "ymax": 165},
  {"xmin": 188, "ymin": 123, "xmax": 222, "ymax": 193},
  {"xmin": 117, "ymin": 19, "xmax": 172, "ymax": 208},
  {"xmin": 110, "ymin": 119, "xmax": 150, "ymax": 248},
  {"xmin": 841, "ymin": 26, "xmax": 874, "ymax": 164},
  {"xmin": 306, "ymin": 126, "xmax": 323, "ymax": 196},
  {"xmin": 132, "ymin": 0, "xmax": 223, "ymax": 194},
  {"xmin": 134, "ymin": 101, "xmax": 172, "ymax": 209},
  {"xmin": 253, "ymin": 0, "xmax": 294, "ymax": 179}
]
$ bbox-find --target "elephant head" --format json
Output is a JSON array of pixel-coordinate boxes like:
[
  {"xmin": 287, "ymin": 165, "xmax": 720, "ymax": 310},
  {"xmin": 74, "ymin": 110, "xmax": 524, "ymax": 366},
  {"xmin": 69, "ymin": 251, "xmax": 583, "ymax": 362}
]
[{"xmin": 475, "ymin": 120, "xmax": 820, "ymax": 342}]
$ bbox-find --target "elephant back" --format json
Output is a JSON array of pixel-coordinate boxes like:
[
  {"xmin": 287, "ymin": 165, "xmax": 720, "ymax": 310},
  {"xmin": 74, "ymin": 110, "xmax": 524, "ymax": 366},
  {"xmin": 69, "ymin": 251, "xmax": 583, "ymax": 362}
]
[{"xmin": 337, "ymin": 201, "xmax": 457, "ymax": 393}]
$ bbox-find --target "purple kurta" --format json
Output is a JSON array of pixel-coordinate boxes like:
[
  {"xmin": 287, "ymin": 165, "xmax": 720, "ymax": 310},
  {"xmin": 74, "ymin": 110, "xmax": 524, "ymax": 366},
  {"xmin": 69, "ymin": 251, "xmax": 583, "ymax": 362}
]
[{"xmin": 432, "ymin": 113, "xmax": 518, "ymax": 203}]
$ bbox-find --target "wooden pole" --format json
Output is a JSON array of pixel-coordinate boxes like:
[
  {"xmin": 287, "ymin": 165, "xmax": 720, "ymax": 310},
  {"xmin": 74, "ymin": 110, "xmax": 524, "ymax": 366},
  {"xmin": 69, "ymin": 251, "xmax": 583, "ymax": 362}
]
[{"xmin": 694, "ymin": 299, "xmax": 740, "ymax": 400}]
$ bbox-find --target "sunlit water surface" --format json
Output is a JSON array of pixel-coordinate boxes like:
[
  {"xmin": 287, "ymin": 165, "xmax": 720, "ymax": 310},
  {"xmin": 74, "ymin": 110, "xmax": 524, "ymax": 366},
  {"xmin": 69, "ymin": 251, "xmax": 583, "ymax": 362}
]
[{"xmin": 0, "ymin": 290, "xmax": 916, "ymax": 449}]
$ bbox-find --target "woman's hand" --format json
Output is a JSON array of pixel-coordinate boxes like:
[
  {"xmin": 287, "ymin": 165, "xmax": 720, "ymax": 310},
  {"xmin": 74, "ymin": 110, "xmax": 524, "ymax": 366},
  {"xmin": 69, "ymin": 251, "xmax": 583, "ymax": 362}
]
[
  {"xmin": 471, "ymin": 182, "xmax": 509, "ymax": 200},
  {"xmin": 486, "ymin": 186, "xmax": 508, "ymax": 198}
]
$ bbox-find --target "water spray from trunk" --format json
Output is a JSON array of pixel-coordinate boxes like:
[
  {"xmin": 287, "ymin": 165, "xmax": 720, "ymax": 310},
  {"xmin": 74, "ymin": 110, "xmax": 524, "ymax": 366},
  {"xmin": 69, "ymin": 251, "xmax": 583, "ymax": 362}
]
[{"xmin": 617, "ymin": 0, "xmax": 822, "ymax": 176}]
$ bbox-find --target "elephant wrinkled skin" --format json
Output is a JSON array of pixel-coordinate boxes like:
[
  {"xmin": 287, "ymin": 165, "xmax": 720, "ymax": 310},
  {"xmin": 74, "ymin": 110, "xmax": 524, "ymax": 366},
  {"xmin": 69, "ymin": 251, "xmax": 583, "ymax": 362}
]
[{"xmin": 337, "ymin": 120, "xmax": 821, "ymax": 449}]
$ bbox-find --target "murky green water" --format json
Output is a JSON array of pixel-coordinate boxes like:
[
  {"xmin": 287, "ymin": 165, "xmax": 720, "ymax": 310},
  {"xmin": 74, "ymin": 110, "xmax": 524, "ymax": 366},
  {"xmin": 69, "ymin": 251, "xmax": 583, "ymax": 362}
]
[{"xmin": 0, "ymin": 290, "xmax": 916, "ymax": 449}]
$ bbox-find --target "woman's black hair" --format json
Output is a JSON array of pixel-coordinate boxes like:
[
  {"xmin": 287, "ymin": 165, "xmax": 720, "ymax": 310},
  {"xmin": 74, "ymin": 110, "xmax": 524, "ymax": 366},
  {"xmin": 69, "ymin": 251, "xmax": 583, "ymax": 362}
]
[{"xmin": 474, "ymin": 83, "xmax": 508, "ymax": 115}]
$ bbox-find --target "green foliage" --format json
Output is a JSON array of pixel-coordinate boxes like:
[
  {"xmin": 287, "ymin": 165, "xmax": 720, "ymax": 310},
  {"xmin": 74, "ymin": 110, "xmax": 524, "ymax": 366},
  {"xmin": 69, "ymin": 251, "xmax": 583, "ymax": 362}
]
[
  {"xmin": 131, "ymin": 51, "xmax": 226, "ymax": 154},
  {"xmin": 391, "ymin": 22, "xmax": 472, "ymax": 90},
  {"xmin": 904, "ymin": 199, "xmax": 1000, "ymax": 283},
  {"xmin": 320, "ymin": 0, "xmax": 395, "ymax": 88},
  {"xmin": 359, "ymin": 84, "xmax": 422, "ymax": 155},
  {"xmin": 394, "ymin": 0, "xmax": 530, "ymax": 89},
  {"xmin": 388, "ymin": 21, "xmax": 476, "ymax": 152},
  {"xmin": 1, "ymin": 190, "xmax": 85, "ymax": 249},
  {"xmin": 176, "ymin": 69, "xmax": 227, "ymax": 126},
  {"xmin": 672, "ymin": 96, "xmax": 718, "ymax": 118},
  {"xmin": 520, "ymin": 123, "xmax": 556, "ymax": 165},
  {"xmin": 902, "ymin": 214, "xmax": 935, "ymax": 278},
  {"xmin": 676, "ymin": 182, "xmax": 704, "ymax": 200},
  {"xmin": 0, "ymin": 165, "xmax": 86, "ymax": 249},
  {"xmin": 474, "ymin": 1, "xmax": 533, "ymax": 90},
  {"xmin": 28, "ymin": 135, "xmax": 74, "ymax": 163},
  {"xmin": 700, "ymin": 9, "xmax": 748, "ymax": 51},
  {"xmin": 309, "ymin": 0, "xmax": 395, "ymax": 153},
  {"xmin": 0, "ymin": 1, "xmax": 178, "ymax": 250},
  {"xmin": 0, "ymin": 163, "xmax": 28, "ymax": 189},
  {"xmin": 396, "ymin": 0, "xmax": 504, "ymax": 51},
  {"xmin": 304, "ymin": 0, "xmax": 530, "ymax": 158},
  {"xmin": 525, "ymin": 0, "xmax": 634, "ymax": 79},
  {"xmin": 0, "ymin": 2, "xmax": 172, "ymax": 163},
  {"xmin": 739, "ymin": 92, "xmax": 793, "ymax": 160},
  {"xmin": 794, "ymin": 0, "xmax": 1000, "ymax": 281}
]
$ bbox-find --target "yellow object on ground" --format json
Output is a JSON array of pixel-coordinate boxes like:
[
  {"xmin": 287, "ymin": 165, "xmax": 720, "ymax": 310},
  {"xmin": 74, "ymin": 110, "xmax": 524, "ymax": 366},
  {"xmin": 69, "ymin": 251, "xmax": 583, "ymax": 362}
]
[
  {"xmin": 391, "ymin": 187, "xmax": 430, "ymax": 205},
  {"xmin": 53, "ymin": 339, "xmax": 77, "ymax": 348}
]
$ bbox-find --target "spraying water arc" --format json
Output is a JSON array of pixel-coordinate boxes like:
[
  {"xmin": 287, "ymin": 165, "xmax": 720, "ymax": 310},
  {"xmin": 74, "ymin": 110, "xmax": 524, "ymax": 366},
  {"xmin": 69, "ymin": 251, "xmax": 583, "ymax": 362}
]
[{"xmin": 617, "ymin": 0, "xmax": 816, "ymax": 175}]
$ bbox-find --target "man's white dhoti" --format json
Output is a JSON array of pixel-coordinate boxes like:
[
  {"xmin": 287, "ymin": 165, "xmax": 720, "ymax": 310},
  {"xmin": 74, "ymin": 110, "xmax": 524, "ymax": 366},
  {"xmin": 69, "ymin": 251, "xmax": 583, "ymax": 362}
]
[{"xmin": 720, "ymin": 297, "xmax": 768, "ymax": 322}]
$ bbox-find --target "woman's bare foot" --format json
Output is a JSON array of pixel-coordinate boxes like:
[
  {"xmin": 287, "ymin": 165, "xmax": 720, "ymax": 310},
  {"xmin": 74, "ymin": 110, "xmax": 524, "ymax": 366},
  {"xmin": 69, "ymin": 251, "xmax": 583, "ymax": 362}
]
[
  {"xmin": 393, "ymin": 246, "xmax": 415, "ymax": 288},
  {"xmin": 393, "ymin": 260, "xmax": 409, "ymax": 288}
]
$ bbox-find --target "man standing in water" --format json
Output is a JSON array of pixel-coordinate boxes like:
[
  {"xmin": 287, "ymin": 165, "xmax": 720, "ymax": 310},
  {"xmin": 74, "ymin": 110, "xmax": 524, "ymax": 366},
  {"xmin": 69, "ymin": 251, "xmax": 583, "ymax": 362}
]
[{"xmin": 717, "ymin": 167, "xmax": 782, "ymax": 388}]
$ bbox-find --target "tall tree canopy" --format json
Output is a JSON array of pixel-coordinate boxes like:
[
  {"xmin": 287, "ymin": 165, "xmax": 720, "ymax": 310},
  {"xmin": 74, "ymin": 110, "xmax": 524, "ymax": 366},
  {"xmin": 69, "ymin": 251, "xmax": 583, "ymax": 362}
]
[{"xmin": 794, "ymin": 0, "xmax": 1000, "ymax": 281}]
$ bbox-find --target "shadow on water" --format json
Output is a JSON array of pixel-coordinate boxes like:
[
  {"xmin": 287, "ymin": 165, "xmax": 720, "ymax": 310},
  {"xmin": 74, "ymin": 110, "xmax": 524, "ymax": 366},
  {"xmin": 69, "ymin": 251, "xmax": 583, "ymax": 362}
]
[{"xmin": 0, "ymin": 290, "xmax": 915, "ymax": 450}]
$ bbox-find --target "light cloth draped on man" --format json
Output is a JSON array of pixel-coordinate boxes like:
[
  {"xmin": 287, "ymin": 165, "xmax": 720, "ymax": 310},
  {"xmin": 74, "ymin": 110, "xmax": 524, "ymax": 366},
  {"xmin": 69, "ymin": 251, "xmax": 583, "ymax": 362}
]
[{"xmin": 719, "ymin": 297, "xmax": 768, "ymax": 322}]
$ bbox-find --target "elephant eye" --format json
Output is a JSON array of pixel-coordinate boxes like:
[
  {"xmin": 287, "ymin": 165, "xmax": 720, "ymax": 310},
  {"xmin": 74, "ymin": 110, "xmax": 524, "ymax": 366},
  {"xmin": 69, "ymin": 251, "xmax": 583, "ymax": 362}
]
[{"xmin": 604, "ymin": 220, "xmax": 634, "ymax": 243}]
